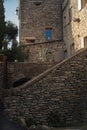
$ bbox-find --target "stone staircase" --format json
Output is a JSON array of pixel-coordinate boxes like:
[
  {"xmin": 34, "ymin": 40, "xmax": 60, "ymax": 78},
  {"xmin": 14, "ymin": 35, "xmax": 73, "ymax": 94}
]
[{"xmin": 4, "ymin": 48, "xmax": 87, "ymax": 126}]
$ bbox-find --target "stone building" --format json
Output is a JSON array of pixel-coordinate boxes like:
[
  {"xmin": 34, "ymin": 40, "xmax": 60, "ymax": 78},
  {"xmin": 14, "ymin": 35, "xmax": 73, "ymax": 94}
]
[
  {"xmin": 18, "ymin": 0, "xmax": 87, "ymax": 62},
  {"xmin": 62, "ymin": 0, "xmax": 87, "ymax": 58},
  {"xmin": 18, "ymin": 0, "xmax": 64, "ymax": 63},
  {"xmin": 19, "ymin": 0, "xmax": 63, "ymax": 44}
]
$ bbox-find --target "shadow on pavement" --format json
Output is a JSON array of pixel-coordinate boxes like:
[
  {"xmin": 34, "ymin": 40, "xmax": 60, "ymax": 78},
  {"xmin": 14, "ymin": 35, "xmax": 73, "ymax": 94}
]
[{"xmin": 0, "ymin": 100, "xmax": 26, "ymax": 130}]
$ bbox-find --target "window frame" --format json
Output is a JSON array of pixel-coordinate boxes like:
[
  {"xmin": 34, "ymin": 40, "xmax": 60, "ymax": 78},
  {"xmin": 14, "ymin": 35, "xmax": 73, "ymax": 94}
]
[
  {"xmin": 78, "ymin": 0, "xmax": 87, "ymax": 10},
  {"xmin": 45, "ymin": 28, "xmax": 53, "ymax": 41}
]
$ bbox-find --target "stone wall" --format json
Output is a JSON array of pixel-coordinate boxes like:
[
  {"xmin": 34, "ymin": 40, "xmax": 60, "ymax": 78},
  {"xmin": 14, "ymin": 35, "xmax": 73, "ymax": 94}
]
[
  {"xmin": 62, "ymin": 0, "xmax": 74, "ymax": 58},
  {"xmin": 7, "ymin": 62, "xmax": 53, "ymax": 88},
  {"xmin": 71, "ymin": 0, "xmax": 87, "ymax": 50},
  {"xmin": 19, "ymin": 0, "xmax": 63, "ymax": 43},
  {"xmin": 0, "ymin": 55, "xmax": 7, "ymax": 99},
  {"xmin": 0, "ymin": 62, "xmax": 4, "ymax": 99},
  {"xmin": 23, "ymin": 40, "xmax": 64, "ymax": 63},
  {"xmin": 4, "ymin": 48, "xmax": 87, "ymax": 125}
]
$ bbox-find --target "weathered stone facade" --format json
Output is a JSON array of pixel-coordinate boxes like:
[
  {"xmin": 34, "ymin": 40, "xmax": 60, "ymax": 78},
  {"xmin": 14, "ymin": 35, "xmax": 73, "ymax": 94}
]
[
  {"xmin": 0, "ymin": 55, "xmax": 7, "ymax": 99},
  {"xmin": 4, "ymin": 48, "xmax": 87, "ymax": 125},
  {"xmin": 1, "ymin": 1, "xmax": 87, "ymax": 126},
  {"xmin": 23, "ymin": 40, "xmax": 64, "ymax": 63},
  {"xmin": 19, "ymin": 0, "xmax": 87, "ymax": 62},
  {"xmin": 7, "ymin": 62, "xmax": 53, "ymax": 88},
  {"xmin": 19, "ymin": 0, "xmax": 63, "ymax": 43},
  {"xmin": 62, "ymin": 0, "xmax": 87, "ymax": 58},
  {"xmin": 0, "ymin": 62, "xmax": 4, "ymax": 99}
]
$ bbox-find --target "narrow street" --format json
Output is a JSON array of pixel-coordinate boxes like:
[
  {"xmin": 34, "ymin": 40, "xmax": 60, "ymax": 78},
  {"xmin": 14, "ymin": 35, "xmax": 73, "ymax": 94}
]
[{"xmin": 0, "ymin": 101, "xmax": 26, "ymax": 130}]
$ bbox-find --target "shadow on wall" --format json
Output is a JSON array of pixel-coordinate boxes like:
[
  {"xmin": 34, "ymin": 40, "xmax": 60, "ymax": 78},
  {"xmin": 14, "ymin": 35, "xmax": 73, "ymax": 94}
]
[
  {"xmin": 62, "ymin": 0, "xmax": 75, "ymax": 58},
  {"xmin": 7, "ymin": 62, "xmax": 54, "ymax": 88},
  {"xmin": 13, "ymin": 77, "xmax": 31, "ymax": 87}
]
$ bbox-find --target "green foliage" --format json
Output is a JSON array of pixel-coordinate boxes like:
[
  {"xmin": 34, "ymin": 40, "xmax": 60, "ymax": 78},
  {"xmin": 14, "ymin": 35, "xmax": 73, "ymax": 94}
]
[
  {"xmin": 46, "ymin": 111, "xmax": 67, "ymax": 127},
  {"xmin": 13, "ymin": 116, "xmax": 20, "ymax": 123},
  {"xmin": 25, "ymin": 116, "xmax": 36, "ymax": 127},
  {"xmin": 5, "ymin": 21, "xmax": 18, "ymax": 41},
  {"xmin": 0, "ymin": 0, "xmax": 5, "ymax": 49},
  {"xmin": 81, "ymin": 125, "xmax": 87, "ymax": 130},
  {"xmin": 0, "ymin": 45, "xmax": 28, "ymax": 62},
  {"xmin": 2, "ymin": 39, "xmax": 8, "ymax": 49}
]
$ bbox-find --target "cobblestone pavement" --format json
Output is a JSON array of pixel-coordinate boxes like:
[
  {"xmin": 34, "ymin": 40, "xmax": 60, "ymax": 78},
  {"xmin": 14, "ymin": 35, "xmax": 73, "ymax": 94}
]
[{"xmin": 0, "ymin": 101, "xmax": 26, "ymax": 130}]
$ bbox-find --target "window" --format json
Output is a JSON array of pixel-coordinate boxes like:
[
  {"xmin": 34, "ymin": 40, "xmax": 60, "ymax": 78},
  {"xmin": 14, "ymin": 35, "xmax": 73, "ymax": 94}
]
[
  {"xmin": 81, "ymin": 0, "xmax": 87, "ymax": 8},
  {"xmin": 64, "ymin": 50, "xmax": 67, "ymax": 59},
  {"xmin": 70, "ymin": 43, "xmax": 75, "ymax": 55},
  {"xmin": 78, "ymin": 0, "xmax": 82, "ymax": 10},
  {"xmin": 27, "ymin": 39, "xmax": 35, "ymax": 43},
  {"xmin": 24, "ymin": 37, "xmax": 35, "ymax": 44},
  {"xmin": 45, "ymin": 28, "xmax": 52, "ymax": 41},
  {"xmin": 78, "ymin": 0, "xmax": 87, "ymax": 10},
  {"xmin": 84, "ymin": 36, "xmax": 87, "ymax": 47},
  {"xmin": 81, "ymin": 36, "xmax": 87, "ymax": 48},
  {"xmin": 32, "ymin": 1, "xmax": 42, "ymax": 6},
  {"xmin": 34, "ymin": 1, "xmax": 42, "ymax": 6},
  {"xmin": 81, "ymin": 37, "xmax": 84, "ymax": 48}
]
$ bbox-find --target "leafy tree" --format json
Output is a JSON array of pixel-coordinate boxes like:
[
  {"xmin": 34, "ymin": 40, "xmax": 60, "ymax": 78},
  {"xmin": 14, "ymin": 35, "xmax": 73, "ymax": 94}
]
[
  {"xmin": 2, "ymin": 39, "xmax": 8, "ymax": 50},
  {"xmin": 1, "ymin": 21, "xmax": 18, "ymax": 49},
  {"xmin": 0, "ymin": 0, "xmax": 5, "ymax": 49},
  {"xmin": 0, "ymin": 45, "xmax": 28, "ymax": 62},
  {"xmin": 5, "ymin": 21, "xmax": 18, "ymax": 41}
]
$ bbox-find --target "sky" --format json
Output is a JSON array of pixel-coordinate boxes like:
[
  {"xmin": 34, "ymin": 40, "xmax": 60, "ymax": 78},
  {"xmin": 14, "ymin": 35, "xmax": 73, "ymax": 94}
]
[
  {"xmin": 4, "ymin": 0, "xmax": 19, "ymax": 27},
  {"xmin": 4, "ymin": 0, "xmax": 19, "ymax": 41}
]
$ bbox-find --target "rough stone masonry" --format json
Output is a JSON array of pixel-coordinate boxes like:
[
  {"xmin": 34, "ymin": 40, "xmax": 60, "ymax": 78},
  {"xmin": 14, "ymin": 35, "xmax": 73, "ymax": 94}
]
[
  {"xmin": 19, "ymin": 0, "xmax": 63, "ymax": 43},
  {"xmin": 0, "ymin": 63, "xmax": 4, "ymax": 99},
  {"xmin": 4, "ymin": 48, "xmax": 87, "ymax": 126}
]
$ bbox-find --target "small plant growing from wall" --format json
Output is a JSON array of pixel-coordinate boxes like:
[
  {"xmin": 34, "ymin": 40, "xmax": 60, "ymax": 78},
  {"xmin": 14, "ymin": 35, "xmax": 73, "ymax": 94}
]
[
  {"xmin": 12, "ymin": 116, "xmax": 21, "ymax": 126},
  {"xmin": 81, "ymin": 125, "xmax": 87, "ymax": 130},
  {"xmin": 46, "ymin": 111, "xmax": 67, "ymax": 127},
  {"xmin": 25, "ymin": 115, "xmax": 36, "ymax": 128}
]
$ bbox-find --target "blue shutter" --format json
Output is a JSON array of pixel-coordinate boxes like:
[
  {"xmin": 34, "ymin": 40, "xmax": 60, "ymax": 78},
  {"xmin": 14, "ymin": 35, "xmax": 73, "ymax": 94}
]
[{"xmin": 45, "ymin": 29, "xmax": 52, "ymax": 40}]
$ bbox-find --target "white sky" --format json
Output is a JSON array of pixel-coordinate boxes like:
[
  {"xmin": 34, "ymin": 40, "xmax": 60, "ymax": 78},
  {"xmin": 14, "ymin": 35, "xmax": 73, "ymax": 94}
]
[
  {"xmin": 4, "ymin": 0, "xmax": 19, "ymax": 41},
  {"xmin": 4, "ymin": 0, "xmax": 19, "ymax": 27}
]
